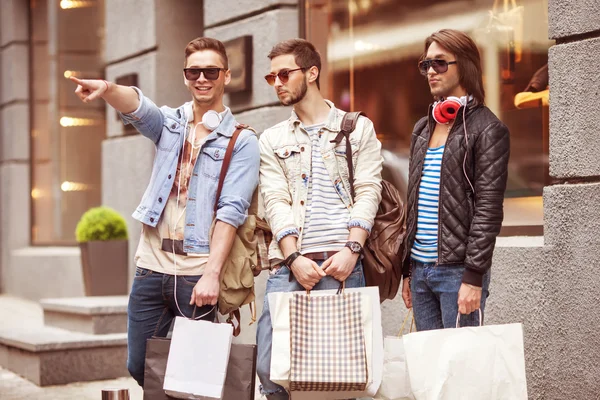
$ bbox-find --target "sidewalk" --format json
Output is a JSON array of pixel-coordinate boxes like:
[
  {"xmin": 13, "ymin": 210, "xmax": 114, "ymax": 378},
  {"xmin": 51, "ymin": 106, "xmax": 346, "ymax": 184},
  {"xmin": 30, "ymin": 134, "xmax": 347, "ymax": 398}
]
[
  {"xmin": 0, "ymin": 294, "xmax": 265, "ymax": 399},
  {"xmin": 0, "ymin": 367, "xmax": 143, "ymax": 400}
]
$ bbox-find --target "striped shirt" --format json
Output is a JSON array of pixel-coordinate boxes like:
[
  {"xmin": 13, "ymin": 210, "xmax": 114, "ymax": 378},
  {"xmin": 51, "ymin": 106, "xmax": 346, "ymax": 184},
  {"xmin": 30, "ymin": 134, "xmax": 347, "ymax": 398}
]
[
  {"xmin": 410, "ymin": 145, "xmax": 444, "ymax": 263},
  {"xmin": 301, "ymin": 123, "xmax": 350, "ymax": 254}
]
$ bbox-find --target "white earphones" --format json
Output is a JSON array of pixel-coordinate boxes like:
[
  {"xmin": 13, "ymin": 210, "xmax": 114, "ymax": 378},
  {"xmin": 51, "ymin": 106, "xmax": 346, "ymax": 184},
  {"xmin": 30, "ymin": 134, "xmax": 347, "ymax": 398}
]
[{"xmin": 168, "ymin": 102, "xmax": 224, "ymax": 320}]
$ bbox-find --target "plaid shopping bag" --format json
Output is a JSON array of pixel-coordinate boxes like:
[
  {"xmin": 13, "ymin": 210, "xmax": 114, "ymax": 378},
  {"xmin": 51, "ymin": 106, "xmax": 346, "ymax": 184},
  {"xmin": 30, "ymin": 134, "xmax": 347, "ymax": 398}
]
[{"xmin": 289, "ymin": 290, "xmax": 368, "ymax": 392}]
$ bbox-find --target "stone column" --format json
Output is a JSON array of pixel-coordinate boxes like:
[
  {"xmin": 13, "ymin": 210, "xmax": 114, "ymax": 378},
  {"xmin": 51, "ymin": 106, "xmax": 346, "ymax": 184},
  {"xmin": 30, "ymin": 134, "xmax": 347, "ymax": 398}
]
[
  {"xmin": 0, "ymin": 0, "xmax": 31, "ymax": 292},
  {"xmin": 540, "ymin": 0, "xmax": 600, "ymax": 398},
  {"xmin": 204, "ymin": 0, "xmax": 299, "ymax": 344},
  {"xmin": 102, "ymin": 0, "xmax": 204, "ymax": 286}
]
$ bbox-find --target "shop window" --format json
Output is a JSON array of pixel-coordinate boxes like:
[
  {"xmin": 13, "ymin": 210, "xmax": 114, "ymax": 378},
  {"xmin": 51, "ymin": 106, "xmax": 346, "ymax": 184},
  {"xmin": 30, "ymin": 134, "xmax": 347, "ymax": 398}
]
[
  {"xmin": 302, "ymin": 0, "xmax": 551, "ymax": 235},
  {"xmin": 30, "ymin": 0, "xmax": 105, "ymax": 244}
]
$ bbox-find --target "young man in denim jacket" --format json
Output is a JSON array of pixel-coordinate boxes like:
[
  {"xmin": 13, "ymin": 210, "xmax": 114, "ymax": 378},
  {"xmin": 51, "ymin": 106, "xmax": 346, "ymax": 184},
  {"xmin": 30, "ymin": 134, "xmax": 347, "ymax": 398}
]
[
  {"xmin": 256, "ymin": 39, "xmax": 383, "ymax": 400},
  {"xmin": 70, "ymin": 37, "xmax": 259, "ymax": 386}
]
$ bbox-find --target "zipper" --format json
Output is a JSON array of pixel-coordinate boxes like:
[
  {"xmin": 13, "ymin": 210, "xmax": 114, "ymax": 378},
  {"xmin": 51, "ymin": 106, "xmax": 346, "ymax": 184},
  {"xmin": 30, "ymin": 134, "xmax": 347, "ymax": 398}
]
[
  {"xmin": 405, "ymin": 109, "xmax": 433, "ymax": 264},
  {"xmin": 435, "ymin": 106, "xmax": 465, "ymax": 266}
]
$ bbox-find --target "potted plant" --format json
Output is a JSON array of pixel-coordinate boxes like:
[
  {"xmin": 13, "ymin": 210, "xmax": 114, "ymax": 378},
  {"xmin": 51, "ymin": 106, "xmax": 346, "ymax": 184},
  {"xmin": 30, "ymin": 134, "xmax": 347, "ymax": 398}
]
[{"xmin": 75, "ymin": 206, "xmax": 129, "ymax": 296}]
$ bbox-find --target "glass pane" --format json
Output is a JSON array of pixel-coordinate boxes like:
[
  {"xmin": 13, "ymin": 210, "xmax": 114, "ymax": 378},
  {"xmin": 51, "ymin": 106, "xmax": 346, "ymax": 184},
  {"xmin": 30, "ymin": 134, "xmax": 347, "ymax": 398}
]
[
  {"xmin": 30, "ymin": 0, "xmax": 105, "ymax": 244},
  {"xmin": 304, "ymin": 0, "xmax": 551, "ymax": 234}
]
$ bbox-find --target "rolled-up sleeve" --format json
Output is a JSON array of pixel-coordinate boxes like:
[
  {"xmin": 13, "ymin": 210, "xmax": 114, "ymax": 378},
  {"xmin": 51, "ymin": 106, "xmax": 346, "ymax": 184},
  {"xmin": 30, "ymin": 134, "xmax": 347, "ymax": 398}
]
[
  {"xmin": 348, "ymin": 118, "xmax": 383, "ymax": 232},
  {"xmin": 215, "ymin": 131, "xmax": 260, "ymax": 228}
]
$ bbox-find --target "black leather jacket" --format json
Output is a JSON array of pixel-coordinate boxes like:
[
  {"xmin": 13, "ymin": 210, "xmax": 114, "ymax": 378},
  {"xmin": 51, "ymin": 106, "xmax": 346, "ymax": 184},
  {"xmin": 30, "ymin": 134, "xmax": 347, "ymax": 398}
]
[{"xmin": 402, "ymin": 104, "xmax": 510, "ymax": 287}]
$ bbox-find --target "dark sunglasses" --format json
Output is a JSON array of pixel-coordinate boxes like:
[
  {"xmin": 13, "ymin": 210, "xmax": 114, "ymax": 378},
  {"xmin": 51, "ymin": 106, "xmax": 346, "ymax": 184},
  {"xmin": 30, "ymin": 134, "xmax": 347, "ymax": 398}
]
[
  {"xmin": 264, "ymin": 67, "xmax": 306, "ymax": 86},
  {"xmin": 183, "ymin": 68, "xmax": 226, "ymax": 81},
  {"xmin": 418, "ymin": 59, "xmax": 457, "ymax": 75}
]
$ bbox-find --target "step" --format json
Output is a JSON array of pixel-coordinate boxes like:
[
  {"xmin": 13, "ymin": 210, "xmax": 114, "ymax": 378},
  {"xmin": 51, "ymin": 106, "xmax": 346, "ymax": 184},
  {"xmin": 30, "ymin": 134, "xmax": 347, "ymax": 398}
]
[
  {"xmin": 0, "ymin": 325, "xmax": 128, "ymax": 386},
  {"xmin": 40, "ymin": 296, "xmax": 128, "ymax": 334}
]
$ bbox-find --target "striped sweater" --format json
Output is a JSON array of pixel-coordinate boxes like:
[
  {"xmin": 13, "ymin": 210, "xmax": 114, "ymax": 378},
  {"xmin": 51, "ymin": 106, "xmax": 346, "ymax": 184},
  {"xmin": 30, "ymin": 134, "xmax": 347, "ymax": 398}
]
[
  {"xmin": 410, "ymin": 145, "xmax": 444, "ymax": 263},
  {"xmin": 300, "ymin": 123, "xmax": 350, "ymax": 254}
]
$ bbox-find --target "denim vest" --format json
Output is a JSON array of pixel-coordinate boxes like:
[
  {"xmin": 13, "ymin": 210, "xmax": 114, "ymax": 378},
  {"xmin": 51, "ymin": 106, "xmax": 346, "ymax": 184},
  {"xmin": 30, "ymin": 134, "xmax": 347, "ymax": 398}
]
[{"xmin": 120, "ymin": 87, "xmax": 260, "ymax": 254}]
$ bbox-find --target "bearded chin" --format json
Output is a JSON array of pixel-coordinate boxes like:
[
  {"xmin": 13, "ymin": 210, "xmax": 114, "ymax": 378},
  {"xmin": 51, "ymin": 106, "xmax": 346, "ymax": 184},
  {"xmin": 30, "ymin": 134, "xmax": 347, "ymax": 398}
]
[{"xmin": 286, "ymin": 78, "xmax": 308, "ymax": 106}]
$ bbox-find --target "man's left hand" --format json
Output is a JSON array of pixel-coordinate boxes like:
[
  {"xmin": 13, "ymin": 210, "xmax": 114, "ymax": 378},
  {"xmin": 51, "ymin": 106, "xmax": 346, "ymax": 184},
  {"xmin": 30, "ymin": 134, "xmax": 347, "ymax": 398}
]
[
  {"xmin": 190, "ymin": 272, "xmax": 220, "ymax": 307},
  {"xmin": 457, "ymin": 283, "xmax": 482, "ymax": 315},
  {"xmin": 322, "ymin": 248, "xmax": 359, "ymax": 282}
]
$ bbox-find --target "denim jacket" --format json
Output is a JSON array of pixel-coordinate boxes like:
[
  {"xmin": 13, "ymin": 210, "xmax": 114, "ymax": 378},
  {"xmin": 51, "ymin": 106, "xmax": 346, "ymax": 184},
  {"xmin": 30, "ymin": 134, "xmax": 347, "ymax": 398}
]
[
  {"xmin": 259, "ymin": 100, "xmax": 383, "ymax": 263},
  {"xmin": 120, "ymin": 87, "xmax": 260, "ymax": 254}
]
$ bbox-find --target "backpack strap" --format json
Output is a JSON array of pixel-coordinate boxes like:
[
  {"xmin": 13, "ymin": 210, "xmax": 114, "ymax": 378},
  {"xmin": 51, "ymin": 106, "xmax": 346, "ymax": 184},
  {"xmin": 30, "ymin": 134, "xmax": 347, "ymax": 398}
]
[
  {"xmin": 213, "ymin": 124, "xmax": 249, "ymax": 214},
  {"xmin": 330, "ymin": 111, "xmax": 365, "ymax": 200}
]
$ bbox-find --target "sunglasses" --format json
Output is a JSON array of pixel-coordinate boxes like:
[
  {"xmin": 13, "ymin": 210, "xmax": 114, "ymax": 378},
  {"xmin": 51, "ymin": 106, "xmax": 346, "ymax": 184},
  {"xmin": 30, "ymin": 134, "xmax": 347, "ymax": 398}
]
[
  {"xmin": 183, "ymin": 68, "xmax": 226, "ymax": 81},
  {"xmin": 418, "ymin": 59, "xmax": 457, "ymax": 76},
  {"xmin": 264, "ymin": 68, "xmax": 306, "ymax": 86}
]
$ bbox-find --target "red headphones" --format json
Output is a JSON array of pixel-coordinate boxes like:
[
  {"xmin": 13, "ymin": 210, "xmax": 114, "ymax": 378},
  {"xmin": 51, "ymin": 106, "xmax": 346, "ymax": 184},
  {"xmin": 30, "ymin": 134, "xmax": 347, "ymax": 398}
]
[{"xmin": 432, "ymin": 96, "xmax": 468, "ymax": 124}]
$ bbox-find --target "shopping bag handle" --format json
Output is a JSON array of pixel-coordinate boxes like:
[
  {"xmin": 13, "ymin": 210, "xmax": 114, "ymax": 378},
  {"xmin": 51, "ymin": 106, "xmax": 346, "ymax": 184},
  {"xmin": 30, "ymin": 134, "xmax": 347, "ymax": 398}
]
[
  {"xmin": 455, "ymin": 309, "xmax": 483, "ymax": 328},
  {"xmin": 191, "ymin": 305, "xmax": 217, "ymax": 320},
  {"xmin": 306, "ymin": 281, "xmax": 345, "ymax": 297},
  {"xmin": 398, "ymin": 309, "xmax": 415, "ymax": 336}
]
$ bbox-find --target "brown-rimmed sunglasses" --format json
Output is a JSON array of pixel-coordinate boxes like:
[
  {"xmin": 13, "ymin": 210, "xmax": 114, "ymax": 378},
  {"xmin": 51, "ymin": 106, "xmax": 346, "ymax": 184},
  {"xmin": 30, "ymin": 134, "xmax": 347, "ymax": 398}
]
[
  {"xmin": 418, "ymin": 59, "xmax": 457, "ymax": 76},
  {"xmin": 264, "ymin": 67, "xmax": 306, "ymax": 86},
  {"xmin": 183, "ymin": 68, "xmax": 226, "ymax": 81}
]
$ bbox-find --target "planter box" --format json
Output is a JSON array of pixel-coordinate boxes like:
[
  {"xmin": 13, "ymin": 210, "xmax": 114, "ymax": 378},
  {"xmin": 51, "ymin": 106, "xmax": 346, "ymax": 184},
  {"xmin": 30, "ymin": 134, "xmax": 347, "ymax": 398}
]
[{"xmin": 79, "ymin": 240, "xmax": 128, "ymax": 296}]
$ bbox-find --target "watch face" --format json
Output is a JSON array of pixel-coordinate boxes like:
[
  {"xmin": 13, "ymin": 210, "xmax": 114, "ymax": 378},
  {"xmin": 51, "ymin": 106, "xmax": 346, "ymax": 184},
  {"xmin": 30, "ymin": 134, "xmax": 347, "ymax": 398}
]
[{"xmin": 348, "ymin": 242, "xmax": 361, "ymax": 253}]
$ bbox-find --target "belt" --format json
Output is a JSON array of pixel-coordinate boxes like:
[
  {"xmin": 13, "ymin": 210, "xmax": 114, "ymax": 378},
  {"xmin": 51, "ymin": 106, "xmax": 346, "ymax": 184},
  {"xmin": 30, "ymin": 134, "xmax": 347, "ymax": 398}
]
[
  {"xmin": 302, "ymin": 251, "xmax": 339, "ymax": 262},
  {"xmin": 161, "ymin": 239, "xmax": 187, "ymax": 256},
  {"xmin": 280, "ymin": 251, "xmax": 339, "ymax": 282}
]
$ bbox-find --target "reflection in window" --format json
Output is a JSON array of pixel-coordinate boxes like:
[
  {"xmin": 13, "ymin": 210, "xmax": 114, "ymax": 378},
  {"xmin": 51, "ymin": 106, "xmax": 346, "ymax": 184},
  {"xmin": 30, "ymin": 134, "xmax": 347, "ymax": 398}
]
[
  {"xmin": 30, "ymin": 0, "xmax": 105, "ymax": 244},
  {"xmin": 303, "ymin": 0, "xmax": 551, "ymax": 235}
]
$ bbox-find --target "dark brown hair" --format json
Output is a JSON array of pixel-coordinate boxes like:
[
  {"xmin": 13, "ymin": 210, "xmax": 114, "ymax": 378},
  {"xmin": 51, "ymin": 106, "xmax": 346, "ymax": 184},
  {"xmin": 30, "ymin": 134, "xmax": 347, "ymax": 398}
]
[
  {"xmin": 268, "ymin": 39, "xmax": 322, "ymax": 89},
  {"xmin": 423, "ymin": 29, "xmax": 485, "ymax": 105},
  {"xmin": 184, "ymin": 37, "xmax": 228, "ymax": 69}
]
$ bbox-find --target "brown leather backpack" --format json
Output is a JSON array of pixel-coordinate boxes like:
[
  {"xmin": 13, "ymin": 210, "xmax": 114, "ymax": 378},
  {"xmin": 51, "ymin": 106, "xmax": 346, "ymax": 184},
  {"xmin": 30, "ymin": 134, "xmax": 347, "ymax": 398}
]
[{"xmin": 331, "ymin": 112, "xmax": 407, "ymax": 301}]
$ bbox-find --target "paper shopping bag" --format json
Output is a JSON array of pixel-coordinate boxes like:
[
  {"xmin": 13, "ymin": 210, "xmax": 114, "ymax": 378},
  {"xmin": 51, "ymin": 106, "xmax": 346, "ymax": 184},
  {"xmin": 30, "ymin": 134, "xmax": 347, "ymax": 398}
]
[
  {"xmin": 163, "ymin": 317, "xmax": 233, "ymax": 399},
  {"xmin": 143, "ymin": 337, "xmax": 256, "ymax": 400},
  {"xmin": 289, "ymin": 290, "xmax": 368, "ymax": 391},
  {"xmin": 269, "ymin": 286, "xmax": 383, "ymax": 399},
  {"xmin": 403, "ymin": 321, "xmax": 528, "ymax": 400},
  {"xmin": 375, "ymin": 310, "xmax": 415, "ymax": 400}
]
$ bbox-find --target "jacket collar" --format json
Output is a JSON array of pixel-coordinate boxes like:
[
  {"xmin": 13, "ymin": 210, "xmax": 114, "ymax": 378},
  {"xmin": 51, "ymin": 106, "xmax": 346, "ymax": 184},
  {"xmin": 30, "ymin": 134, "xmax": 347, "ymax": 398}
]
[{"xmin": 287, "ymin": 99, "xmax": 342, "ymax": 133}]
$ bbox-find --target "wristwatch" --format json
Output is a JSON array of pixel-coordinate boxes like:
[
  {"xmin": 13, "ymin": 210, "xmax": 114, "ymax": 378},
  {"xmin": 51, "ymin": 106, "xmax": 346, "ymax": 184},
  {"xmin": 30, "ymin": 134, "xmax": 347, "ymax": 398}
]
[{"xmin": 345, "ymin": 241, "xmax": 363, "ymax": 254}]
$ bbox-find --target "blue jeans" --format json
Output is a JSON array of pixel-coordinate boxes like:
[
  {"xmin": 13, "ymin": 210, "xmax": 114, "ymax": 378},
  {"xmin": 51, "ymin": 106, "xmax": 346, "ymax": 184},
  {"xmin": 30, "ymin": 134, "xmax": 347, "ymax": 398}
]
[
  {"xmin": 410, "ymin": 260, "xmax": 490, "ymax": 331},
  {"xmin": 256, "ymin": 261, "xmax": 366, "ymax": 400},
  {"xmin": 126, "ymin": 267, "xmax": 215, "ymax": 386}
]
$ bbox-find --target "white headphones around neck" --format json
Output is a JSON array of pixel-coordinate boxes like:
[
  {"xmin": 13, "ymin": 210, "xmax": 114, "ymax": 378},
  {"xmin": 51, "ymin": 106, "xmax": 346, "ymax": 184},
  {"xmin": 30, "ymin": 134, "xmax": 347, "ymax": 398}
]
[
  {"xmin": 184, "ymin": 102, "xmax": 225, "ymax": 131},
  {"xmin": 201, "ymin": 110, "xmax": 222, "ymax": 131}
]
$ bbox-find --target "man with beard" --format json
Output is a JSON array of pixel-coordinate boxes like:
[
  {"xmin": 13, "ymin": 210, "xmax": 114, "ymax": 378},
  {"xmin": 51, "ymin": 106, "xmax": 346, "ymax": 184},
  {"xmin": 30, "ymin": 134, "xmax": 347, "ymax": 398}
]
[
  {"xmin": 401, "ymin": 29, "xmax": 510, "ymax": 330},
  {"xmin": 70, "ymin": 37, "xmax": 259, "ymax": 386},
  {"xmin": 255, "ymin": 38, "xmax": 383, "ymax": 399}
]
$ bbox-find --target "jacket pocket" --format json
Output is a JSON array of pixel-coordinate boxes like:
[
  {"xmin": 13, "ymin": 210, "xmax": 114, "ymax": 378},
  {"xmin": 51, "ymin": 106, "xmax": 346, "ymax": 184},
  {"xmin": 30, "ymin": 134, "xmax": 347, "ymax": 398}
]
[
  {"xmin": 201, "ymin": 146, "xmax": 226, "ymax": 180},
  {"xmin": 157, "ymin": 117, "xmax": 182, "ymax": 152},
  {"xmin": 332, "ymin": 139, "xmax": 359, "ymax": 158},
  {"xmin": 274, "ymin": 144, "xmax": 302, "ymax": 180},
  {"xmin": 466, "ymin": 189, "xmax": 474, "ymax": 222}
]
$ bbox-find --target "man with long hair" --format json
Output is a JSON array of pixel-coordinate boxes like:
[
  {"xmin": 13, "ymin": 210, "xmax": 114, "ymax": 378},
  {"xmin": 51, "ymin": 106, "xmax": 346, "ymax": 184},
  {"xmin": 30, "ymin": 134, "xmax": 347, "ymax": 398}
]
[
  {"xmin": 257, "ymin": 39, "xmax": 383, "ymax": 399},
  {"xmin": 401, "ymin": 29, "xmax": 510, "ymax": 330}
]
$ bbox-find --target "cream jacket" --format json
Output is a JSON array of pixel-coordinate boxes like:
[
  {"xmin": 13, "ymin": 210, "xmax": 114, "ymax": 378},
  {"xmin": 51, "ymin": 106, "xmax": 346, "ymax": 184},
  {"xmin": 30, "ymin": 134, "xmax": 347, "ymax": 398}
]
[{"xmin": 259, "ymin": 100, "xmax": 383, "ymax": 264}]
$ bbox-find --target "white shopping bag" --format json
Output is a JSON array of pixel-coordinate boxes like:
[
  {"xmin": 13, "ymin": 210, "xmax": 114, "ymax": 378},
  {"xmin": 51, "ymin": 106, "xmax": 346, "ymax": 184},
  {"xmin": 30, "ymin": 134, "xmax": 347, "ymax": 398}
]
[
  {"xmin": 269, "ymin": 286, "xmax": 383, "ymax": 399},
  {"xmin": 403, "ymin": 314, "xmax": 528, "ymax": 400},
  {"xmin": 375, "ymin": 311, "xmax": 415, "ymax": 400},
  {"xmin": 163, "ymin": 317, "xmax": 233, "ymax": 399}
]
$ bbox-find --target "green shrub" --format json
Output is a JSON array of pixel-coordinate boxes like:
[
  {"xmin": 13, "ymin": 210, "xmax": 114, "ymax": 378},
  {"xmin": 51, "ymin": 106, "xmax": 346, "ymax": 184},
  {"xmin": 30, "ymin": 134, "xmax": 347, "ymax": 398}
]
[{"xmin": 75, "ymin": 206, "xmax": 128, "ymax": 243}]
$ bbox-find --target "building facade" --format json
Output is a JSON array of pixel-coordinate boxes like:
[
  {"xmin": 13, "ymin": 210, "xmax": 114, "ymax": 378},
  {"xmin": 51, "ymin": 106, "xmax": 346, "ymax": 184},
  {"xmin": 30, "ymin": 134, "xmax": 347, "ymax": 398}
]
[{"xmin": 0, "ymin": 0, "xmax": 598, "ymax": 398}]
